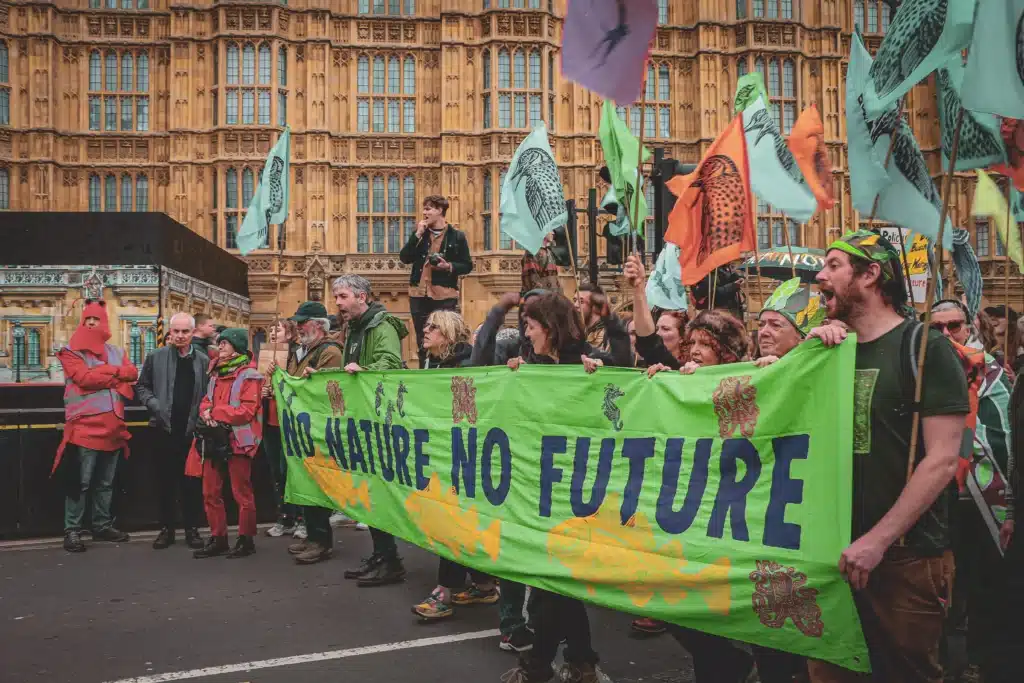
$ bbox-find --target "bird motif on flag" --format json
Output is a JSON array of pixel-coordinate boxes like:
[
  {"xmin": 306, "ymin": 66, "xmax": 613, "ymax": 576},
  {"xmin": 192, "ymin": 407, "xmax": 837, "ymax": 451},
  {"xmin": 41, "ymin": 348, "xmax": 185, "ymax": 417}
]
[
  {"xmin": 744, "ymin": 107, "xmax": 807, "ymax": 186},
  {"xmin": 869, "ymin": 0, "xmax": 948, "ymax": 101},
  {"xmin": 691, "ymin": 155, "xmax": 748, "ymax": 267},
  {"xmin": 866, "ymin": 104, "xmax": 943, "ymax": 213},
  {"xmin": 591, "ymin": 0, "xmax": 630, "ymax": 68},
  {"xmin": 936, "ymin": 68, "xmax": 1005, "ymax": 166},
  {"xmin": 509, "ymin": 147, "xmax": 566, "ymax": 230}
]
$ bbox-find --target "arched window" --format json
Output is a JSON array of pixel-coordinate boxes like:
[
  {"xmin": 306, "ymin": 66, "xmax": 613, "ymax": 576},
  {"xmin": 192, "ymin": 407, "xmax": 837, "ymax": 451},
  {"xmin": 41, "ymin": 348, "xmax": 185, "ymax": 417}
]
[
  {"xmin": 659, "ymin": 65, "xmax": 670, "ymax": 100},
  {"xmin": 89, "ymin": 51, "xmax": 101, "ymax": 91},
  {"xmin": 737, "ymin": 0, "xmax": 747, "ymax": 19},
  {"xmin": 105, "ymin": 51, "xmax": 118, "ymax": 90},
  {"xmin": 404, "ymin": 56, "xmax": 415, "ymax": 94},
  {"xmin": 135, "ymin": 174, "xmax": 148, "ymax": 211},
  {"xmin": 137, "ymin": 52, "xmax": 149, "ymax": 91},
  {"xmin": 783, "ymin": 59, "xmax": 795, "ymax": 97},
  {"xmin": 0, "ymin": 168, "xmax": 8, "ymax": 210},
  {"xmin": 781, "ymin": 0, "xmax": 793, "ymax": 19},
  {"xmin": 482, "ymin": 171, "xmax": 493, "ymax": 251},
  {"xmin": 482, "ymin": 50, "xmax": 491, "ymax": 90},
  {"xmin": 242, "ymin": 44, "xmax": 255, "ymax": 84},
  {"xmin": 768, "ymin": 60, "xmax": 779, "ymax": 96},
  {"xmin": 121, "ymin": 173, "xmax": 132, "ymax": 211},
  {"xmin": 227, "ymin": 43, "xmax": 239, "ymax": 84},
  {"xmin": 357, "ymin": 175, "xmax": 369, "ymax": 212},
  {"xmin": 121, "ymin": 53, "xmax": 133, "ymax": 91},
  {"xmin": 405, "ymin": 0, "xmax": 415, "ymax": 14},
  {"xmin": 0, "ymin": 41, "xmax": 8, "ymax": 83},
  {"xmin": 278, "ymin": 47, "xmax": 287, "ymax": 87},
  {"xmin": 738, "ymin": 58, "xmax": 748, "ymax": 77},
  {"xmin": 372, "ymin": 175, "xmax": 385, "ymax": 213},
  {"xmin": 104, "ymin": 174, "xmax": 117, "ymax": 212},
  {"xmin": 529, "ymin": 50, "xmax": 541, "ymax": 89},
  {"xmin": 657, "ymin": 0, "xmax": 668, "ymax": 24},
  {"xmin": 646, "ymin": 63, "xmax": 655, "ymax": 100},
  {"xmin": 89, "ymin": 174, "xmax": 101, "ymax": 211},
  {"xmin": 373, "ymin": 56, "xmax": 385, "ymax": 93},
  {"xmin": 358, "ymin": 56, "xmax": 369, "ymax": 93},
  {"xmin": 226, "ymin": 168, "xmax": 238, "ymax": 208},
  {"xmin": 403, "ymin": 176, "xmax": 416, "ymax": 241},
  {"xmin": 26, "ymin": 329, "xmax": 41, "ymax": 367},
  {"xmin": 753, "ymin": 0, "xmax": 764, "ymax": 17},
  {"xmin": 259, "ymin": 44, "xmax": 271, "ymax": 84},
  {"xmin": 242, "ymin": 168, "xmax": 254, "ymax": 206},
  {"xmin": 359, "ymin": 0, "xmax": 369, "ymax": 12},
  {"xmin": 498, "ymin": 49, "xmax": 511, "ymax": 88},
  {"xmin": 513, "ymin": 50, "xmax": 526, "ymax": 88},
  {"xmin": 854, "ymin": 0, "xmax": 865, "ymax": 31},
  {"xmin": 388, "ymin": 57, "xmax": 401, "ymax": 94}
]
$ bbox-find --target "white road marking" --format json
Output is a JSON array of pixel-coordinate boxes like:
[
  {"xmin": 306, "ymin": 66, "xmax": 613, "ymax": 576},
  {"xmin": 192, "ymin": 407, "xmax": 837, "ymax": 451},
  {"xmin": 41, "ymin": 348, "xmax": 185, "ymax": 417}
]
[{"xmin": 100, "ymin": 629, "xmax": 501, "ymax": 683}]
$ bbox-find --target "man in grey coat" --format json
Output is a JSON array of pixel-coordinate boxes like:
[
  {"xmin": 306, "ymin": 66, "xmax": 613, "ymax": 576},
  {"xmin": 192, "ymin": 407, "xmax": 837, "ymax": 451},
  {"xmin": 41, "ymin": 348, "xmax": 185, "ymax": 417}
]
[{"xmin": 136, "ymin": 312, "xmax": 208, "ymax": 550}]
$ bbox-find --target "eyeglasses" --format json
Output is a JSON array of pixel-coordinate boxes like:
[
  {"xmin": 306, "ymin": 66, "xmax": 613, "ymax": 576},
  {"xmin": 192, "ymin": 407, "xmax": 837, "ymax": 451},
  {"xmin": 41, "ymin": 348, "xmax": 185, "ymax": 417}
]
[{"xmin": 930, "ymin": 320, "xmax": 964, "ymax": 334}]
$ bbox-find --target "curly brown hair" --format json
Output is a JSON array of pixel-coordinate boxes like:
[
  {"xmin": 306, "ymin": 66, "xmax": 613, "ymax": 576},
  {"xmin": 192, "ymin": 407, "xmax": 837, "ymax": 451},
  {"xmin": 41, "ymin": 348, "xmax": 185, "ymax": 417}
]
[
  {"xmin": 686, "ymin": 309, "xmax": 749, "ymax": 364},
  {"xmin": 658, "ymin": 310, "xmax": 691, "ymax": 362},
  {"xmin": 522, "ymin": 291, "xmax": 585, "ymax": 356}
]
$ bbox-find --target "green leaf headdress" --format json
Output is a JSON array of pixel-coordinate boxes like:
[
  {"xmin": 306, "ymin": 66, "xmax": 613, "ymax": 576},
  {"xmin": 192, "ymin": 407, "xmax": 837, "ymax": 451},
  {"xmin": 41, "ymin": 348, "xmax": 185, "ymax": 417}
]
[{"xmin": 759, "ymin": 277, "xmax": 825, "ymax": 337}]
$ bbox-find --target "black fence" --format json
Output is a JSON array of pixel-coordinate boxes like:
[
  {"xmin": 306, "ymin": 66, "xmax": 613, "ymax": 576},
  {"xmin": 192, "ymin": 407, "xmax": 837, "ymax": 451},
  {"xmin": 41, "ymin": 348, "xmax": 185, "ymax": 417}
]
[{"xmin": 0, "ymin": 385, "xmax": 278, "ymax": 540}]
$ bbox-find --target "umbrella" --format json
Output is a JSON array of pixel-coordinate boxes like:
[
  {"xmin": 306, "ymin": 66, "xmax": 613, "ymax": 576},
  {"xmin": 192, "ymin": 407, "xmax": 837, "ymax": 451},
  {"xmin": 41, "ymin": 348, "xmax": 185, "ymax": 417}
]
[{"xmin": 739, "ymin": 247, "xmax": 826, "ymax": 284}]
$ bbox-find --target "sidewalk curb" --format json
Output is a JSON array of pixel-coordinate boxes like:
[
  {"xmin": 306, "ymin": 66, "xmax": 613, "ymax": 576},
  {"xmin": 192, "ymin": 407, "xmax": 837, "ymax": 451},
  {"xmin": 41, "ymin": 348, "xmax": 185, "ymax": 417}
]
[{"xmin": 0, "ymin": 523, "xmax": 275, "ymax": 552}]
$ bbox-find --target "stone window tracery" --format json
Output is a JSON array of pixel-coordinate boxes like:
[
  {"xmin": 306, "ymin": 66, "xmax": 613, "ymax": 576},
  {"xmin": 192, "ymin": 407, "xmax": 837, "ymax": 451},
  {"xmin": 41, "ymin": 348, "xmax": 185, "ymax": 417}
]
[
  {"xmin": 614, "ymin": 63, "xmax": 671, "ymax": 138},
  {"xmin": 88, "ymin": 49, "xmax": 149, "ymax": 132},
  {"xmin": 356, "ymin": 54, "xmax": 416, "ymax": 133},
  {"xmin": 88, "ymin": 173, "xmax": 149, "ymax": 212},
  {"xmin": 356, "ymin": 174, "xmax": 416, "ymax": 254},
  {"xmin": 483, "ymin": 47, "xmax": 547, "ymax": 130},
  {"xmin": 221, "ymin": 41, "xmax": 282, "ymax": 127}
]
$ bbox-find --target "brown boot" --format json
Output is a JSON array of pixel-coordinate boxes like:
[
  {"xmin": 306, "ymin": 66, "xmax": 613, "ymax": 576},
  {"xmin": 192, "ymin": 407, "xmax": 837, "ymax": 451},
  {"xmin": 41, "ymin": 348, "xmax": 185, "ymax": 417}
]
[
  {"xmin": 294, "ymin": 542, "xmax": 332, "ymax": 565},
  {"xmin": 288, "ymin": 539, "xmax": 311, "ymax": 555}
]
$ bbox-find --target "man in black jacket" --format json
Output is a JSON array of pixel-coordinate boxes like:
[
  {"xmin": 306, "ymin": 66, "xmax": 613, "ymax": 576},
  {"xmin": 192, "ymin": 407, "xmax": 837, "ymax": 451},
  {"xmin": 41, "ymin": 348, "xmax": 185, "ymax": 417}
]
[
  {"xmin": 136, "ymin": 312, "xmax": 209, "ymax": 550},
  {"xmin": 399, "ymin": 195, "xmax": 472, "ymax": 367}
]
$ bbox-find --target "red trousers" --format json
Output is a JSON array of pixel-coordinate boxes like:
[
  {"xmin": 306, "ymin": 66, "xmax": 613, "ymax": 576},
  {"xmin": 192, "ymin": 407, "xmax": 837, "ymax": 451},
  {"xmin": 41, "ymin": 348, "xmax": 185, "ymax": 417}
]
[{"xmin": 202, "ymin": 456, "xmax": 256, "ymax": 537}]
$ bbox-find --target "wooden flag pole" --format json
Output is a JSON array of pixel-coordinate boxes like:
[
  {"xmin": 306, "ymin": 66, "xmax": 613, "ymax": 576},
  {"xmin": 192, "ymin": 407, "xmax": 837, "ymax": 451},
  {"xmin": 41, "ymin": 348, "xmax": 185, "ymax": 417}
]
[
  {"xmin": 780, "ymin": 214, "xmax": 798, "ymax": 280},
  {"xmin": 751, "ymin": 239, "xmax": 766, "ymax": 314},
  {"xmin": 898, "ymin": 229, "xmax": 917, "ymax": 309},
  {"xmin": 629, "ymin": 72, "xmax": 651, "ymax": 256},
  {"xmin": 710, "ymin": 268, "xmax": 719, "ymax": 310},
  {"xmin": 273, "ymin": 223, "xmax": 285, "ymax": 320},
  {"xmin": 904, "ymin": 108, "xmax": 964, "ymax": 502},
  {"xmin": 1003, "ymin": 178, "xmax": 1013, "ymax": 367}
]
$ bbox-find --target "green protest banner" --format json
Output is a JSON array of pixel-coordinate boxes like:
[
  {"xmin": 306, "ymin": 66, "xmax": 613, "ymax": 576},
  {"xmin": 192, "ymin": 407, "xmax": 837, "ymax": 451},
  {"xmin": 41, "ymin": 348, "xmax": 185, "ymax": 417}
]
[{"xmin": 274, "ymin": 340, "xmax": 869, "ymax": 672}]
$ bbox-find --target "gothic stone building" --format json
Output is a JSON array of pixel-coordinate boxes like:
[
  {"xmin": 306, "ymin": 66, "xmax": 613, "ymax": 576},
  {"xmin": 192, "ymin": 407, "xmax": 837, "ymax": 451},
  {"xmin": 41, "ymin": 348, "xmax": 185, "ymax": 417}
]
[{"xmin": 1, "ymin": 0, "xmax": 1020, "ymax": 370}]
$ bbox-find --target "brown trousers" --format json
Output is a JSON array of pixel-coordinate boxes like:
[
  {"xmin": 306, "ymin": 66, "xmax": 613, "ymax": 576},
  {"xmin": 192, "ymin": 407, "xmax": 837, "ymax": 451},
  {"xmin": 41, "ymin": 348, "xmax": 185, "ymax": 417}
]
[{"xmin": 808, "ymin": 549, "xmax": 954, "ymax": 683}]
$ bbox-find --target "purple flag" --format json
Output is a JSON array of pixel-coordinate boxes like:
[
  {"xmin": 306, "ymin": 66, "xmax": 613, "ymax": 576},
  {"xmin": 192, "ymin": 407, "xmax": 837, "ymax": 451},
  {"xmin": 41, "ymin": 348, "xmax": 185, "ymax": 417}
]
[{"xmin": 561, "ymin": 0, "xmax": 658, "ymax": 104}]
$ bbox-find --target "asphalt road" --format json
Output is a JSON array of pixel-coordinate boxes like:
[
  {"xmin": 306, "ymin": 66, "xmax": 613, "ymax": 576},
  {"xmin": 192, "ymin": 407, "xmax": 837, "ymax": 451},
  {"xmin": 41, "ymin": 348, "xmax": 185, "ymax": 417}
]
[{"xmin": 0, "ymin": 528, "xmax": 696, "ymax": 683}]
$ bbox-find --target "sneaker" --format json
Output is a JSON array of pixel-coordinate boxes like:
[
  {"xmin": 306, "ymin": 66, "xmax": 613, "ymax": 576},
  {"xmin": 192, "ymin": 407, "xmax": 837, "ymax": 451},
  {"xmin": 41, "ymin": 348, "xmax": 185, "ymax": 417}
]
[
  {"xmin": 265, "ymin": 522, "xmax": 295, "ymax": 538},
  {"xmin": 152, "ymin": 527, "xmax": 175, "ymax": 550},
  {"xmin": 453, "ymin": 585, "xmax": 500, "ymax": 605},
  {"xmin": 292, "ymin": 523, "xmax": 308, "ymax": 540},
  {"xmin": 355, "ymin": 522, "xmax": 369, "ymax": 531},
  {"xmin": 630, "ymin": 617, "xmax": 667, "ymax": 635},
  {"xmin": 288, "ymin": 539, "xmax": 311, "ymax": 555},
  {"xmin": 356, "ymin": 558, "xmax": 407, "ymax": 587},
  {"xmin": 558, "ymin": 662, "xmax": 599, "ymax": 683},
  {"xmin": 193, "ymin": 536, "xmax": 230, "ymax": 559},
  {"xmin": 92, "ymin": 527, "xmax": 130, "ymax": 543},
  {"xmin": 412, "ymin": 590, "xmax": 454, "ymax": 620},
  {"xmin": 226, "ymin": 535, "xmax": 256, "ymax": 559},
  {"xmin": 294, "ymin": 541, "xmax": 333, "ymax": 565},
  {"xmin": 499, "ymin": 627, "xmax": 534, "ymax": 653},
  {"xmin": 344, "ymin": 553, "xmax": 384, "ymax": 580},
  {"xmin": 185, "ymin": 527, "xmax": 204, "ymax": 550},
  {"xmin": 329, "ymin": 511, "xmax": 359, "ymax": 528},
  {"xmin": 63, "ymin": 531, "xmax": 86, "ymax": 553}
]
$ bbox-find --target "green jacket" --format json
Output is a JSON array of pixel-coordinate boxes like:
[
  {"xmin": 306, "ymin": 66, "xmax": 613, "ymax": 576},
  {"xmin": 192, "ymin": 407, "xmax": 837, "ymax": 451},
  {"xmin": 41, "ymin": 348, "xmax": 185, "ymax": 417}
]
[{"xmin": 344, "ymin": 302, "xmax": 408, "ymax": 370}]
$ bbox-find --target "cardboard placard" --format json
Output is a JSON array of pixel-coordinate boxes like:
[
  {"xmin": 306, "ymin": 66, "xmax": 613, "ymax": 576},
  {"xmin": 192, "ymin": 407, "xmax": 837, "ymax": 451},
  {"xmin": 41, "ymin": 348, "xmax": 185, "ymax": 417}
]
[{"xmin": 257, "ymin": 342, "xmax": 289, "ymax": 375}]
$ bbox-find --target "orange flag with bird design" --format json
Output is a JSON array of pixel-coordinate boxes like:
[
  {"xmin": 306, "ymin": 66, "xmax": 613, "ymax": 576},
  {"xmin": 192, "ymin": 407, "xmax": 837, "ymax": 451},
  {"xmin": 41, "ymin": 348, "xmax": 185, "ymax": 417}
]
[
  {"xmin": 665, "ymin": 116, "xmax": 754, "ymax": 286},
  {"xmin": 787, "ymin": 105, "xmax": 836, "ymax": 212}
]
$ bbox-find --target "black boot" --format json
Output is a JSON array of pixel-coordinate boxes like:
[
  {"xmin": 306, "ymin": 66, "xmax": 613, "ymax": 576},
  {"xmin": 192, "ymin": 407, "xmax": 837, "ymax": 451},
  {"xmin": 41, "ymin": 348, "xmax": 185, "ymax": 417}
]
[
  {"xmin": 193, "ymin": 536, "xmax": 229, "ymax": 559},
  {"xmin": 356, "ymin": 557, "xmax": 407, "ymax": 587},
  {"xmin": 344, "ymin": 553, "xmax": 383, "ymax": 580},
  {"xmin": 64, "ymin": 531, "xmax": 87, "ymax": 553},
  {"xmin": 226, "ymin": 535, "xmax": 256, "ymax": 559},
  {"xmin": 152, "ymin": 527, "xmax": 175, "ymax": 550},
  {"xmin": 92, "ymin": 527, "xmax": 130, "ymax": 542},
  {"xmin": 184, "ymin": 527, "xmax": 204, "ymax": 550}
]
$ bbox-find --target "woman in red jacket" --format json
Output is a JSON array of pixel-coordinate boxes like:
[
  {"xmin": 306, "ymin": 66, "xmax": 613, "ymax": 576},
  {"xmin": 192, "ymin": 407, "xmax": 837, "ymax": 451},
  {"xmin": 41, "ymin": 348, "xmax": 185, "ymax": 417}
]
[{"xmin": 187, "ymin": 328, "xmax": 264, "ymax": 559}]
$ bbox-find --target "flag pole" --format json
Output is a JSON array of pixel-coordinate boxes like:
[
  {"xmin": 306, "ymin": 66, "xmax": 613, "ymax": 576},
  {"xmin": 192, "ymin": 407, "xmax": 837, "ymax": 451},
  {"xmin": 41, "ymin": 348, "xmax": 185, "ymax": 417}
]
[
  {"xmin": 780, "ymin": 213, "xmax": 797, "ymax": 280},
  {"xmin": 273, "ymin": 223, "xmax": 285, "ymax": 320},
  {"xmin": 904, "ymin": 108, "xmax": 964, "ymax": 509},
  {"xmin": 1003, "ymin": 177, "xmax": 1013, "ymax": 367},
  {"xmin": 898, "ymin": 230, "xmax": 917, "ymax": 309},
  {"xmin": 710, "ymin": 269, "xmax": 718, "ymax": 310},
  {"xmin": 629, "ymin": 72, "xmax": 651, "ymax": 256}
]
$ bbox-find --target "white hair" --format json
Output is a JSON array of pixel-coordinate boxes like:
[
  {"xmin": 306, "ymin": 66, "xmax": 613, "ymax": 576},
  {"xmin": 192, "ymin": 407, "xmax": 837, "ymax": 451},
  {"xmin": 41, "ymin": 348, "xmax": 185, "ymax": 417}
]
[
  {"xmin": 169, "ymin": 312, "xmax": 196, "ymax": 329},
  {"xmin": 311, "ymin": 317, "xmax": 331, "ymax": 334}
]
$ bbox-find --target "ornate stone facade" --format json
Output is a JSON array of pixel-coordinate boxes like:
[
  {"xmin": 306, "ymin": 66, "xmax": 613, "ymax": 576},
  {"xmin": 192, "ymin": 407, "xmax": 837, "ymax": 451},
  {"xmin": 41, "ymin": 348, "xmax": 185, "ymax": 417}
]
[{"xmin": 1, "ymin": 0, "xmax": 1020, "ymax": 355}]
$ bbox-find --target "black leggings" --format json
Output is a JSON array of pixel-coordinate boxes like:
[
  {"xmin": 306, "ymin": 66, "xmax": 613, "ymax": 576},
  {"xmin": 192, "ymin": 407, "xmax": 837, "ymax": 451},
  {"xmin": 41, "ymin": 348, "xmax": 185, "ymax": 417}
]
[
  {"xmin": 437, "ymin": 556, "xmax": 488, "ymax": 589},
  {"xmin": 526, "ymin": 591, "xmax": 597, "ymax": 674}
]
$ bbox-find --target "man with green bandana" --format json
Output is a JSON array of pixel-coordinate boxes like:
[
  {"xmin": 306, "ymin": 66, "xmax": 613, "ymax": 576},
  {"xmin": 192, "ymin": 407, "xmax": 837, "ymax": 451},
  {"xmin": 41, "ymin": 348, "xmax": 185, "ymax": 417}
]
[
  {"xmin": 806, "ymin": 230, "xmax": 969, "ymax": 683},
  {"xmin": 754, "ymin": 277, "xmax": 825, "ymax": 366},
  {"xmin": 331, "ymin": 274, "xmax": 410, "ymax": 587}
]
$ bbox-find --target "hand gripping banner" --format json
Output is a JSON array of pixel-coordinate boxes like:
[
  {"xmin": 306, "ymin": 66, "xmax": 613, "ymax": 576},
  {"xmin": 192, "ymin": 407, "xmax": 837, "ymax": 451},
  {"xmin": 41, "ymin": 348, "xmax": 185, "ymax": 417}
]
[{"xmin": 275, "ymin": 340, "xmax": 869, "ymax": 672}]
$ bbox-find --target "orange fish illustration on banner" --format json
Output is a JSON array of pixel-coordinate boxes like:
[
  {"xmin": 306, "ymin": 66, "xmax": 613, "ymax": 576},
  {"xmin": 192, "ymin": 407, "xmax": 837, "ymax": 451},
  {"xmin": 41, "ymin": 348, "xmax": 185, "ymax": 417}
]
[
  {"xmin": 302, "ymin": 448, "xmax": 372, "ymax": 513},
  {"xmin": 788, "ymin": 105, "xmax": 835, "ymax": 212},
  {"xmin": 664, "ymin": 116, "xmax": 755, "ymax": 286},
  {"xmin": 547, "ymin": 494, "xmax": 732, "ymax": 614},
  {"xmin": 404, "ymin": 474, "xmax": 501, "ymax": 561}
]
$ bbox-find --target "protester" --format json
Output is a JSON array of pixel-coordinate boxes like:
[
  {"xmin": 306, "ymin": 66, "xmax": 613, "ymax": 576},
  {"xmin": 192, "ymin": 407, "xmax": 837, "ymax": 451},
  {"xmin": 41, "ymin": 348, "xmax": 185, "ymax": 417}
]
[
  {"xmin": 624, "ymin": 255, "xmax": 689, "ymax": 369},
  {"xmin": 188, "ymin": 328, "xmax": 263, "ymax": 559},
  {"xmin": 191, "ymin": 314, "xmax": 217, "ymax": 356},
  {"xmin": 136, "ymin": 312, "xmax": 209, "ymax": 551},
  {"xmin": 983, "ymin": 305, "xmax": 1024, "ymax": 377},
  {"xmin": 332, "ymin": 274, "xmax": 410, "ymax": 586},
  {"xmin": 806, "ymin": 231, "xmax": 969, "ymax": 683},
  {"xmin": 399, "ymin": 194, "xmax": 473, "ymax": 367},
  {"xmin": 472, "ymin": 291, "xmax": 540, "ymax": 368},
  {"xmin": 285, "ymin": 301, "xmax": 343, "ymax": 563},
  {"xmin": 503, "ymin": 291, "xmax": 613, "ymax": 683},
  {"xmin": 260, "ymin": 318, "xmax": 303, "ymax": 539},
  {"xmin": 521, "ymin": 232, "xmax": 561, "ymax": 293},
  {"xmin": 574, "ymin": 283, "xmax": 610, "ymax": 348},
  {"xmin": 411, "ymin": 309, "xmax": 500, "ymax": 620},
  {"xmin": 754, "ymin": 277, "xmax": 825, "ymax": 367},
  {"xmin": 54, "ymin": 300, "xmax": 137, "ymax": 553}
]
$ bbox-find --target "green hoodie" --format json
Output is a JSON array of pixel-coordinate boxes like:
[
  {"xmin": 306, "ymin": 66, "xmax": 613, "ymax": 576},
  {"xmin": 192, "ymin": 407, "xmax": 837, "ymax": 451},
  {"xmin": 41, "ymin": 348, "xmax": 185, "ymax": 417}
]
[{"xmin": 344, "ymin": 302, "xmax": 408, "ymax": 370}]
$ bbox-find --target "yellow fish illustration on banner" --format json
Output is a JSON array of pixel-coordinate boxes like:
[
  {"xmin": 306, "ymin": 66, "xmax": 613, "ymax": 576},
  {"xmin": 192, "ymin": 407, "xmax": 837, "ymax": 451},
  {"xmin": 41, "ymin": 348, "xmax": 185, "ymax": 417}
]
[
  {"xmin": 302, "ymin": 448, "xmax": 372, "ymax": 513},
  {"xmin": 547, "ymin": 494, "xmax": 731, "ymax": 614},
  {"xmin": 404, "ymin": 474, "xmax": 501, "ymax": 561}
]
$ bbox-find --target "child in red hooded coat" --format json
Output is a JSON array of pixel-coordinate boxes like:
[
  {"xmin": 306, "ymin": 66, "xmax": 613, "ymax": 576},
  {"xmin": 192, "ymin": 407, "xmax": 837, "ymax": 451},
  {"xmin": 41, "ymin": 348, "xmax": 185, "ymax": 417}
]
[{"xmin": 55, "ymin": 300, "xmax": 137, "ymax": 553}]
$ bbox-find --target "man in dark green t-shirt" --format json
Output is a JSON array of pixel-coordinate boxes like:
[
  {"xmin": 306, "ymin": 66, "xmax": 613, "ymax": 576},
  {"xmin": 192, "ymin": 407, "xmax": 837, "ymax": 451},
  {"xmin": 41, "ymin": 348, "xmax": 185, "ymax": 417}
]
[{"xmin": 805, "ymin": 231, "xmax": 968, "ymax": 683}]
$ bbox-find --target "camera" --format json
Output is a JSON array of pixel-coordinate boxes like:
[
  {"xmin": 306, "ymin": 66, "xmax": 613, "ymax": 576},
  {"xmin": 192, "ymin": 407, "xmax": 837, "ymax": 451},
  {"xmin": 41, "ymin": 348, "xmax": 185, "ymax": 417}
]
[{"xmin": 428, "ymin": 253, "xmax": 443, "ymax": 266}]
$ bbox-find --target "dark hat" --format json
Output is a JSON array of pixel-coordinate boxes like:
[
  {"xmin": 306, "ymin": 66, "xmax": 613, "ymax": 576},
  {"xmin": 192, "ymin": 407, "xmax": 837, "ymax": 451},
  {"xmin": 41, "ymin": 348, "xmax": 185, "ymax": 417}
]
[
  {"xmin": 214, "ymin": 324, "xmax": 227, "ymax": 335},
  {"xmin": 291, "ymin": 301, "xmax": 329, "ymax": 323},
  {"xmin": 984, "ymin": 304, "xmax": 1020, "ymax": 323},
  {"xmin": 217, "ymin": 327, "xmax": 249, "ymax": 354}
]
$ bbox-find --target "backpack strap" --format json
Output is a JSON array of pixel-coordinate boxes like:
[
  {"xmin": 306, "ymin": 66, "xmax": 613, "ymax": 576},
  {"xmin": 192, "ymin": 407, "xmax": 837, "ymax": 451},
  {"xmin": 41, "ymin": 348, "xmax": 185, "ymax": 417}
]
[{"xmin": 898, "ymin": 321, "xmax": 925, "ymax": 418}]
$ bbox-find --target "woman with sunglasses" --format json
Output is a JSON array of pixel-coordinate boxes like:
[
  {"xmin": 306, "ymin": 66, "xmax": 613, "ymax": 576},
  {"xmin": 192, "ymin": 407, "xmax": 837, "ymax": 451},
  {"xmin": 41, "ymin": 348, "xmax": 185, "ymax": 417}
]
[{"xmin": 412, "ymin": 310, "xmax": 501, "ymax": 621}]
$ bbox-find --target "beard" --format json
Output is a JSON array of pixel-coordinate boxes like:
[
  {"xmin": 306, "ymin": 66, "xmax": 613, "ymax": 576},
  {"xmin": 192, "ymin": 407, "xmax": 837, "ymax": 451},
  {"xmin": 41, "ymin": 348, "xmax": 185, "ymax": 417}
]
[
  {"xmin": 827, "ymin": 284, "xmax": 865, "ymax": 323},
  {"xmin": 299, "ymin": 331, "xmax": 321, "ymax": 347}
]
